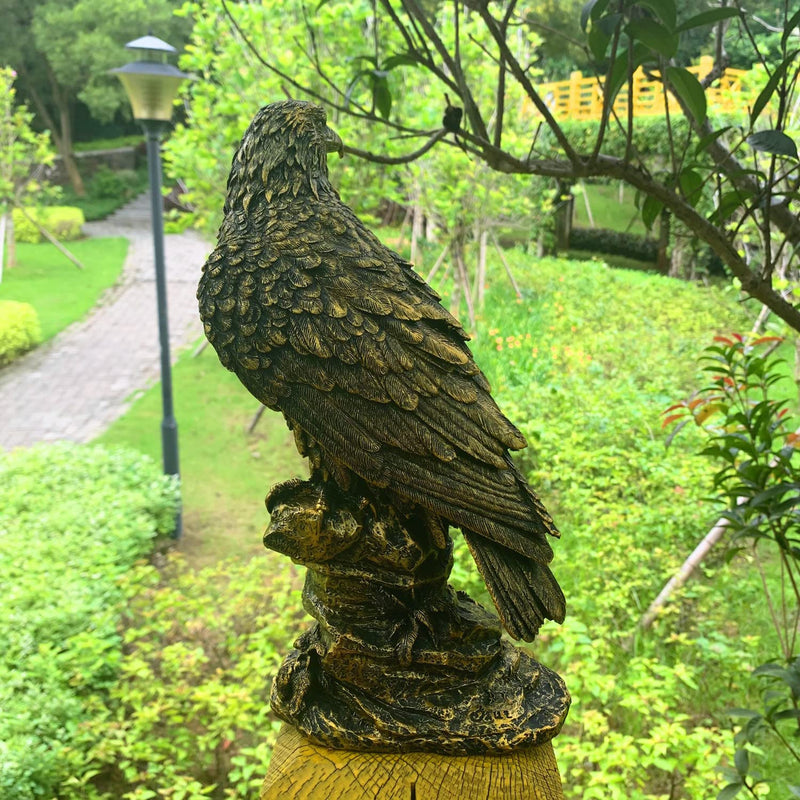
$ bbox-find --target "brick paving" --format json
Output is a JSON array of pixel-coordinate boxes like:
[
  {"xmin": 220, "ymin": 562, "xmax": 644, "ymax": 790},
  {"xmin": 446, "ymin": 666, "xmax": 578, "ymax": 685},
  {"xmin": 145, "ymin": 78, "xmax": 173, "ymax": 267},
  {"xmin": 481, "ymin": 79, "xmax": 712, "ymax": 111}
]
[{"xmin": 0, "ymin": 194, "xmax": 211, "ymax": 449}]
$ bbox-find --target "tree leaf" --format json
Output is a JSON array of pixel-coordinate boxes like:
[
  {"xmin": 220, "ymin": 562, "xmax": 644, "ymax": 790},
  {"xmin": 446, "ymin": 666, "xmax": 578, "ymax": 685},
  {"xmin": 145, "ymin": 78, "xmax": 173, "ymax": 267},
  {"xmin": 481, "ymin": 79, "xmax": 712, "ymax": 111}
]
[
  {"xmin": 642, "ymin": 194, "xmax": 663, "ymax": 230},
  {"xmin": 382, "ymin": 53, "xmax": 419, "ymax": 70},
  {"xmin": 695, "ymin": 126, "xmax": 732, "ymax": 155},
  {"xmin": 750, "ymin": 53, "xmax": 797, "ymax": 126},
  {"xmin": 627, "ymin": 18, "xmax": 678, "ymax": 57},
  {"xmin": 726, "ymin": 708, "xmax": 761, "ymax": 719},
  {"xmin": 667, "ymin": 66, "xmax": 707, "ymax": 124},
  {"xmin": 581, "ymin": 0, "xmax": 611, "ymax": 32},
  {"xmin": 605, "ymin": 43, "xmax": 649, "ymax": 104},
  {"xmin": 598, "ymin": 13, "xmax": 623, "ymax": 36},
  {"xmin": 747, "ymin": 130, "xmax": 799, "ymax": 159},
  {"xmin": 679, "ymin": 168, "xmax": 703, "ymax": 206},
  {"xmin": 635, "ymin": 0, "xmax": 677, "ymax": 31},
  {"xmin": 733, "ymin": 748, "xmax": 749, "ymax": 776},
  {"xmin": 717, "ymin": 783, "xmax": 743, "ymax": 800},
  {"xmin": 782, "ymin": 8, "xmax": 800, "ymax": 48},
  {"xmin": 676, "ymin": 7, "xmax": 740, "ymax": 33},
  {"xmin": 372, "ymin": 75, "xmax": 392, "ymax": 120},
  {"xmin": 588, "ymin": 24, "xmax": 612, "ymax": 61},
  {"xmin": 773, "ymin": 709, "xmax": 800, "ymax": 720}
]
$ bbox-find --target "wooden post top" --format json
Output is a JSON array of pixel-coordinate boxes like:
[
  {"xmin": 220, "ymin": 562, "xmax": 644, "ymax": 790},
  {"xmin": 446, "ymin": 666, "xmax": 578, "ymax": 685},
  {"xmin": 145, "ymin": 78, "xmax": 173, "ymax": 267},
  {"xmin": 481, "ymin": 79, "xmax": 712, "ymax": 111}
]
[{"xmin": 261, "ymin": 725, "xmax": 565, "ymax": 800}]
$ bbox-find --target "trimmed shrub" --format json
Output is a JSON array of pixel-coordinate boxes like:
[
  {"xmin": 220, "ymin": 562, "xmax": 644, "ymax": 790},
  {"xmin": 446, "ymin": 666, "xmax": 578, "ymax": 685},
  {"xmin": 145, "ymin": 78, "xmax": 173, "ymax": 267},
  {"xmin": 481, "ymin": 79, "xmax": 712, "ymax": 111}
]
[
  {"xmin": 570, "ymin": 227, "xmax": 658, "ymax": 263},
  {"xmin": 0, "ymin": 299, "xmax": 41, "ymax": 365},
  {"xmin": 0, "ymin": 444, "xmax": 179, "ymax": 800},
  {"xmin": 12, "ymin": 206, "xmax": 85, "ymax": 243},
  {"xmin": 88, "ymin": 166, "xmax": 139, "ymax": 201}
]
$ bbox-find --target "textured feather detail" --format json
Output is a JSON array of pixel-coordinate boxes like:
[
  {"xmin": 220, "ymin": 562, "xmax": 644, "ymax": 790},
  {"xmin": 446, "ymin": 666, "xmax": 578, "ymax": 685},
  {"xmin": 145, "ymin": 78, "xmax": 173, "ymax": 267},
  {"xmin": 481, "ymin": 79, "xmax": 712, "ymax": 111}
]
[
  {"xmin": 463, "ymin": 532, "xmax": 566, "ymax": 641},
  {"xmin": 198, "ymin": 99, "xmax": 565, "ymax": 641}
]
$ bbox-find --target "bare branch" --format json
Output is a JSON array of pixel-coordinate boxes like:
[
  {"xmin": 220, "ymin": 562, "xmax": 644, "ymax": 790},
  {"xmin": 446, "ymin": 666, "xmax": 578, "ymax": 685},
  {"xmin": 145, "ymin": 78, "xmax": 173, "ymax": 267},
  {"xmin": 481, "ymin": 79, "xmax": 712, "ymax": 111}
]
[
  {"xmin": 399, "ymin": 0, "xmax": 489, "ymax": 140},
  {"xmin": 342, "ymin": 129, "xmax": 448, "ymax": 164},
  {"xmin": 476, "ymin": 3, "xmax": 581, "ymax": 166}
]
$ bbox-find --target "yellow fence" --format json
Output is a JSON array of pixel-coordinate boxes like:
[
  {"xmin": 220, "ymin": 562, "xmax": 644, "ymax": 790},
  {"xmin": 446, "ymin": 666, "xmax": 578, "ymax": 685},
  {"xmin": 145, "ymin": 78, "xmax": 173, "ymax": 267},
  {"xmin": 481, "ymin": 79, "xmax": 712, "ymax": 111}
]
[{"xmin": 532, "ymin": 55, "xmax": 749, "ymax": 120}]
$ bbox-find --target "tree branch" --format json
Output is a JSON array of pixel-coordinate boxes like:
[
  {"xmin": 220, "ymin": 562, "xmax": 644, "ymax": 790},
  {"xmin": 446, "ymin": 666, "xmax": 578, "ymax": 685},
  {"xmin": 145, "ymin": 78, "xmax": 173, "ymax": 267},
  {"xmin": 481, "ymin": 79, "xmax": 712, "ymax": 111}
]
[
  {"xmin": 220, "ymin": 0, "xmax": 428, "ymax": 138},
  {"xmin": 476, "ymin": 3, "xmax": 581, "ymax": 166},
  {"xmin": 399, "ymin": 0, "xmax": 489, "ymax": 140},
  {"xmin": 342, "ymin": 129, "xmax": 447, "ymax": 164}
]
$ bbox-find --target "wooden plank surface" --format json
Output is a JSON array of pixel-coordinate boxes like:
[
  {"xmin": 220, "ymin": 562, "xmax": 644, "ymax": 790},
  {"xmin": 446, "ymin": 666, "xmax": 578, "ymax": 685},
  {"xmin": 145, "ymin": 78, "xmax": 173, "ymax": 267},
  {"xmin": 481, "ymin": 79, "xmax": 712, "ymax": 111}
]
[{"xmin": 262, "ymin": 725, "xmax": 564, "ymax": 800}]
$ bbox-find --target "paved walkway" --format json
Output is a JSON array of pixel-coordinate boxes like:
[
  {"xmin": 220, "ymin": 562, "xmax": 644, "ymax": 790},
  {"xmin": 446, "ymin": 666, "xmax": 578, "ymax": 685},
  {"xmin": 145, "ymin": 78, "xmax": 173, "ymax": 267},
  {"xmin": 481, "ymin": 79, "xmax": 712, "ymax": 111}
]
[{"xmin": 0, "ymin": 194, "xmax": 211, "ymax": 449}]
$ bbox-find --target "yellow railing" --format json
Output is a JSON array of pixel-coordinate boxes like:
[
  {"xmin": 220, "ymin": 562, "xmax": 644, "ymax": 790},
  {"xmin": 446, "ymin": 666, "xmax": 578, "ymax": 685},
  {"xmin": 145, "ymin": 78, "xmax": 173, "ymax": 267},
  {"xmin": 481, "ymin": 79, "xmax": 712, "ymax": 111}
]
[{"xmin": 530, "ymin": 56, "xmax": 749, "ymax": 120}]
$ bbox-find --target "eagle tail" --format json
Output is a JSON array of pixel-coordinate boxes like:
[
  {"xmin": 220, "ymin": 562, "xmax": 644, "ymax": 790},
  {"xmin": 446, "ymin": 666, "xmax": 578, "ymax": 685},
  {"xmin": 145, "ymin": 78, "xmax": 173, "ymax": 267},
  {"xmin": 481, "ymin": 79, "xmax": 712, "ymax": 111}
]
[{"xmin": 463, "ymin": 531, "xmax": 566, "ymax": 642}]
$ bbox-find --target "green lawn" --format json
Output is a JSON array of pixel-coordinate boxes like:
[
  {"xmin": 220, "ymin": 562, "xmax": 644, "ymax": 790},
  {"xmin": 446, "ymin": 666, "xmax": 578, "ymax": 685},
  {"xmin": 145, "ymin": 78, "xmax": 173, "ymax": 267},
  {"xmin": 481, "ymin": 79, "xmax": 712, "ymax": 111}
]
[
  {"xmin": 0, "ymin": 237, "xmax": 128, "ymax": 341},
  {"xmin": 96, "ymin": 343, "xmax": 307, "ymax": 567},
  {"xmin": 573, "ymin": 180, "xmax": 648, "ymax": 235}
]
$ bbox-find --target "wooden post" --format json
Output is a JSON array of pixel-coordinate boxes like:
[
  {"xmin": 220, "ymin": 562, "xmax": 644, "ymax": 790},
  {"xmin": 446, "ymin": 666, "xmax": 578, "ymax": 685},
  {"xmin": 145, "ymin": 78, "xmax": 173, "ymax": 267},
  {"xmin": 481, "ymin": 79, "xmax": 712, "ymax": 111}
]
[
  {"xmin": 262, "ymin": 725, "xmax": 565, "ymax": 800},
  {"xmin": 567, "ymin": 71, "xmax": 583, "ymax": 119}
]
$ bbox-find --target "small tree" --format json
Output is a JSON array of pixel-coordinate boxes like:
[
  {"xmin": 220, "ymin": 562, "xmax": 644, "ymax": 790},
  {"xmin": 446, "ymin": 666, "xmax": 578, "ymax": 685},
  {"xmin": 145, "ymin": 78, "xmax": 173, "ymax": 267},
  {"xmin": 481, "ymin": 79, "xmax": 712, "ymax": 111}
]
[
  {"xmin": 0, "ymin": 66, "xmax": 57, "ymax": 274},
  {"xmin": 211, "ymin": 0, "xmax": 800, "ymax": 334}
]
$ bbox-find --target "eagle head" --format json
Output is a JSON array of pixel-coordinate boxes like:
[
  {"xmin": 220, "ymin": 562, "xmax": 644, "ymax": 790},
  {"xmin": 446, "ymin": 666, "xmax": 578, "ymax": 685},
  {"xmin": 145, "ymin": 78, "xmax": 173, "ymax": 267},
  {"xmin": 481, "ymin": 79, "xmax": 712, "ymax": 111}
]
[{"xmin": 224, "ymin": 100, "xmax": 344, "ymax": 211}]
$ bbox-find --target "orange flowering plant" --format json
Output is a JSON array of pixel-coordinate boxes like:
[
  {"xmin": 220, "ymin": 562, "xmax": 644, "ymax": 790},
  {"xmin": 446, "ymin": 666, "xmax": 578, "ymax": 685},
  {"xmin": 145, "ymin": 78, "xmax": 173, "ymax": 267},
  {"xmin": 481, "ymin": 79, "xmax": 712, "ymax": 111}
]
[{"xmin": 663, "ymin": 333, "xmax": 800, "ymax": 798}]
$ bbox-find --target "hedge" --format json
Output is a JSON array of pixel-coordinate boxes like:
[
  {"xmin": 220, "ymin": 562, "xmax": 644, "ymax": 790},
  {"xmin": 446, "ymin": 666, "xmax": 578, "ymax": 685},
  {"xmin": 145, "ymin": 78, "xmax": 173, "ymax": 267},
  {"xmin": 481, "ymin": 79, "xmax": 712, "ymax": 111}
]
[
  {"xmin": 12, "ymin": 206, "xmax": 85, "ymax": 243},
  {"xmin": 570, "ymin": 226, "xmax": 659, "ymax": 263},
  {"xmin": 0, "ymin": 299, "xmax": 41, "ymax": 365},
  {"xmin": 0, "ymin": 444, "xmax": 179, "ymax": 800}
]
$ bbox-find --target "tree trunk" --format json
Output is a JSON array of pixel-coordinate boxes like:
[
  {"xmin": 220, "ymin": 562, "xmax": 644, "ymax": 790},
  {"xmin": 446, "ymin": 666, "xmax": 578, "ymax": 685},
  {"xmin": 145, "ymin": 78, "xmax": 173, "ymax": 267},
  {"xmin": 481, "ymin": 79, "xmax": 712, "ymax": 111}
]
[
  {"xmin": 553, "ymin": 181, "xmax": 573, "ymax": 253},
  {"xmin": 3, "ymin": 211, "xmax": 15, "ymax": 271},
  {"xmin": 656, "ymin": 209, "xmax": 671, "ymax": 275},
  {"xmin": 24, "ymin": 66, "xmax": 85, "ymax": 196}
]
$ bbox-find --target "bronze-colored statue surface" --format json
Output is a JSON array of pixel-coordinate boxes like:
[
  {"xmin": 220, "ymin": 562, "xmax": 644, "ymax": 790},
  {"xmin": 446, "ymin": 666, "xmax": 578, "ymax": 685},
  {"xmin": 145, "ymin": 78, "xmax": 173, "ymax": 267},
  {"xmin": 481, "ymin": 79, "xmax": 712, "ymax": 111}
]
[
  {"xmin": 199, "ymin": 100, "xmax": 565, "ymax": 639},
  {"xmin": 198, "ymin": 100, "xmax": 569, "ymax": 754}
]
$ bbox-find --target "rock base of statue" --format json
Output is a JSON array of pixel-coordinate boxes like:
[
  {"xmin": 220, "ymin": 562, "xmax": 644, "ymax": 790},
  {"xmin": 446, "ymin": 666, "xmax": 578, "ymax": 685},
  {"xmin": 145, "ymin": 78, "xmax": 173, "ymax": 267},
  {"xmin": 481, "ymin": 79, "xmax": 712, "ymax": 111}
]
[{"xmin": 264, "ymin": 477, "xmax": 570, "ymax": 755}]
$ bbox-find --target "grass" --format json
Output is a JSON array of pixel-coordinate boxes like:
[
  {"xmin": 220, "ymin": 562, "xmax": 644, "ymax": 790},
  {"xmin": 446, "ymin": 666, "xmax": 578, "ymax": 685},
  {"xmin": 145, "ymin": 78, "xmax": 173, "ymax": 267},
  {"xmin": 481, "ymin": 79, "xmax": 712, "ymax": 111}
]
[
  {"xmin": 95, "ymin": 245, "xmax": 750, "ymax": 571},
  {"xmin": 0, "ymin": 238, "xmax": 128, "ymax": 342},
  {"xmin": 573, "ymin": 180, "xmax": 648, "ymax": 235},
  {"xmin": 96, "ymin": 343, "xmax": 306, "ymax": 567},
  {"xmin": 73, "ymin": 135, "xmax": 143, "ymax": 152}
]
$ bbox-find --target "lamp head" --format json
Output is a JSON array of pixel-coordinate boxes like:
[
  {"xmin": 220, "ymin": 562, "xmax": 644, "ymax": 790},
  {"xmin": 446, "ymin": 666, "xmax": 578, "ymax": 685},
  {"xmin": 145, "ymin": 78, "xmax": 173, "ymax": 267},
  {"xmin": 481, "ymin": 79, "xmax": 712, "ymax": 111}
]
[{"xmin": 112, "ymin": 35, "xmax": 192, "ymax": 123}]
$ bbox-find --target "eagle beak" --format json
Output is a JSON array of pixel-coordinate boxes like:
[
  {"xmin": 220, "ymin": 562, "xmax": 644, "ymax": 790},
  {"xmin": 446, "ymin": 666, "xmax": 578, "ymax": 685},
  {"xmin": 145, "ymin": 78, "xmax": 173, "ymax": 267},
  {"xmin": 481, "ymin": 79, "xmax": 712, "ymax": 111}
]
[{"xmin": 325, "ymin": 127, "xmax": 344, "ymax": 158}]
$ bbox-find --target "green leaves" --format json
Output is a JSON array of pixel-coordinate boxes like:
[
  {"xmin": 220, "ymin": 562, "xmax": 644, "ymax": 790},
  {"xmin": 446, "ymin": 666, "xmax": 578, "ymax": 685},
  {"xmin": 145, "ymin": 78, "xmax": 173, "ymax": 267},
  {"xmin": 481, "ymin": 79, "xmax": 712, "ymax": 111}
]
[
  {"xmin": 641, "ymin": 194, "xmax": 663, "ymax": 230},
  {"xmin": 627, "ymin": 17, "xmax": 678, "ymax": 58},
  {"xmin": 0, "ymin": 443, "xmax": 179, "ymax": 800},
  {"xmin": 676, "ymin": 7, "xmax": 740, "ymax": 33},
  {"xmin": 747, "ymin": 129, "xmax": 799, "ymax": 159},
  {"xmin": 749, "ymin": 52, "xmax": 798, "ymax": 126},
  {"xmin": 344, "ymin": 52, "xmax": 420, "ymax": 119},
  {"xmin": 666, "ymin": 66, "xmax": 707, "ymax": 124}
]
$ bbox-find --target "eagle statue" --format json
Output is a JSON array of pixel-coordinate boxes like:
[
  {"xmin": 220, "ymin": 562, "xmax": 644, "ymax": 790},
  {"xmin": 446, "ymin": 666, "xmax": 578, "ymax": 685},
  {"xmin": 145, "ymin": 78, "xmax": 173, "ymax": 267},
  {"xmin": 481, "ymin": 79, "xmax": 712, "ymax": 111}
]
[{"xmin": 198, "ymin": 100, "xmax": 565, "ymax": 642}]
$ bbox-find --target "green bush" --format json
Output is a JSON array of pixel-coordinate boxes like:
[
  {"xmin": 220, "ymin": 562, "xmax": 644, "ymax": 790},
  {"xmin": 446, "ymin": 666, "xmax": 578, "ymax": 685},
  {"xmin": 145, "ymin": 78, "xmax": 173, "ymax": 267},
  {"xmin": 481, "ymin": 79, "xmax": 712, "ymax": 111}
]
[
  {"xmin": 0, "ymin": 444, "xmax": 179, "ymax": 800},
  {"xmin": 569, "ymin": 227, "xmax": 658, "ymax": 263},
  {"xmin": 554, "ymin": 116, "xmax": 693, "ymax": 163},
  {"xmin": 57, "ymin": 166, "xmax": 149, "ymax": 222},
  {"xmin": 62, "ymin": 554, "xmax": 305, "ymax": 800},
  {"xmin": 88, "ymin": 166, "xmax": 139, "ymax": 201},
  {"xmin": 441, "ymin": 254, "xmax": 772, "ymax": 798},
  {"xmin": 12, "ymin": 206, "xmax": 85, "ymax": 243},
  {"xmin": 0, "ymin": 299, "xmax": 41, "ymax": 365}
]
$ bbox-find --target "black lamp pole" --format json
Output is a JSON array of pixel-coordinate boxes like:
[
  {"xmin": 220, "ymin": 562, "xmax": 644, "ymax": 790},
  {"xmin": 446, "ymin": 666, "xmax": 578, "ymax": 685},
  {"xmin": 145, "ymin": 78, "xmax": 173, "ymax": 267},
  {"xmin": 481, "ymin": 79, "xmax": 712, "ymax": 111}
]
[
  {"xmin": 144, "ymin": 121, "xmax": 180, "ymax": 480},
  {"xmin": 112, "ymin": 35, "xmax": 192, "ymax": 539}
]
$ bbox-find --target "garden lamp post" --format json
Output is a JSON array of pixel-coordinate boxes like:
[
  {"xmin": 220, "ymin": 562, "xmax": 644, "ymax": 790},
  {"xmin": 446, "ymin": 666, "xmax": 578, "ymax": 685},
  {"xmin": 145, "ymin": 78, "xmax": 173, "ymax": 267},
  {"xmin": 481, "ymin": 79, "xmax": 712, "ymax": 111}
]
[{"xmin": 112, "ymin": 35, "xmax": 192, "ymax": 538}]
